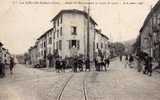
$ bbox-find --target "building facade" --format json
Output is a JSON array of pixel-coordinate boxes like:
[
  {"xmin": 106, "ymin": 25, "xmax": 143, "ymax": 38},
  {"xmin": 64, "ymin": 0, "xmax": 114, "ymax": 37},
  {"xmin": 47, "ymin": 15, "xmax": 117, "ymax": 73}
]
[
  {"xmin": 28, "ymin": 45, "xmax": 38, "ymax": 66},
  {"xmin": 50, "ymin": 9, "xmax": 97, "ymax": 61},
  {"xmin": 28, "ymin": 9, "xmax": 110, "ymax": 67},
  {"xmin": 37, "ymin": 30, "xmax": 48, "ymax": 65},
  {"xmin": 0, "ymin": 42, "xmax": 11, "ymax": 65},
  {"xmin": 139, "ymin": 1, "xmax": 160, "ymax": 61},
  {"xmin": 95, "ymin": 29, "xmax": 110, "ymax": 58}
]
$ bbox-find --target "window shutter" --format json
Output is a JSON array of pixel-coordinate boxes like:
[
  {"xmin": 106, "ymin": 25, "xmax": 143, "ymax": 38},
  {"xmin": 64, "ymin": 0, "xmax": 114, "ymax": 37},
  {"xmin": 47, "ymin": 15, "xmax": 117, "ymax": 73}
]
[
  {"xmin": 69, "ymin": 40, "xmax": 71, "ymax": 49},
  {"xmin": 77, "ymin": 40, "xmax": 80, "ymax": 49}
]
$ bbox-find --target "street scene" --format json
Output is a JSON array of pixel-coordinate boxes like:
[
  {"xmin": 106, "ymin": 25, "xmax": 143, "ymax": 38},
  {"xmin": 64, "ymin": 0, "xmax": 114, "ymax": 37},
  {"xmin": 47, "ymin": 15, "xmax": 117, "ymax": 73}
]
[
  {"xmin": 1, "ymin": 0, "xmax": 160, "ymax": 100},
  {"xmin": 0, "ymin": 58, "xmax": 160, "ymax": 100}
]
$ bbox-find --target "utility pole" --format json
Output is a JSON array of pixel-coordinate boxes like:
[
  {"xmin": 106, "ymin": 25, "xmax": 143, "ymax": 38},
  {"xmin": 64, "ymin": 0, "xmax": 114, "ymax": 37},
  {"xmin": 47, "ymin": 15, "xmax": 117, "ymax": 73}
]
[
  {"xmin": 87, "ymin": 1, "xmax": 90, "ymax": 67},
  {"xmin": 150, "ymin": 5, "xmax": 153, "ymax": 58}
]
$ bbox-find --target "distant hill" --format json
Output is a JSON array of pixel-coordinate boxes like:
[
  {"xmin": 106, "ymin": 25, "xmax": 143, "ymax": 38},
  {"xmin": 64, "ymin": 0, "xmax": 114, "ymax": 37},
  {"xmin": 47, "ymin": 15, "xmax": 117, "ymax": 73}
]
[
  {"xmin": 121, "ymin": 39, "xmax": 136, "ymax": 54},
  {"xmin": 122, "ymin": 39, "xmax": 136, "ymax": 47},
  {"xmin": 15, "ymin": 54, "xmax": 25, "ymax": 64}
]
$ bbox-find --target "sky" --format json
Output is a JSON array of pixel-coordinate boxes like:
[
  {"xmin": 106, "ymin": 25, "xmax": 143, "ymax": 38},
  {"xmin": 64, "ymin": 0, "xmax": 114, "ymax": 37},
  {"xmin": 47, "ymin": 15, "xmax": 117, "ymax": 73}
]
[{"xmin": 0, "ymin": 0, "xmax": 159, "ymax": 54}]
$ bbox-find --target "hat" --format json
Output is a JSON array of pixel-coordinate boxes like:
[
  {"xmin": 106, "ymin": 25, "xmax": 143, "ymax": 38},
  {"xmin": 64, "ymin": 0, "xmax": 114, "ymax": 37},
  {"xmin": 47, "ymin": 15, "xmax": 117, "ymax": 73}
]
[{"xmin": 0, "ymin": 42, "xmax": 3, "ymax": 47}]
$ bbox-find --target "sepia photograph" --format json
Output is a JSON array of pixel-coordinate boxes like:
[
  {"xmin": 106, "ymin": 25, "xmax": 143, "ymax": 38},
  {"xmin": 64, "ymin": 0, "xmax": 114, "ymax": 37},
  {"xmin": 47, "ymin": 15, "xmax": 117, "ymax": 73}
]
[{"xmin": 0, "ymin": 0, "xmax": 160, "ymax": 100}]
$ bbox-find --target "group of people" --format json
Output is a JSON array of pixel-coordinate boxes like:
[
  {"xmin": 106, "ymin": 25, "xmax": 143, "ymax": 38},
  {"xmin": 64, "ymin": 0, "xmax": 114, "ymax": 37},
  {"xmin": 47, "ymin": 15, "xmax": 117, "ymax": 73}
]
[
  {"xmin": 95, "ymin": 56, "xmax": 110, "ymax": 71},
  {"xmin": 0, "ymin": 42, "xmax": 15, "ymax": 78},
  {"xmin": 0, "ymin": 56, "xmax": 15, "ymax": 78},
  {"xmin": 54, "ymin": 56, "xmax": 91, "ymax": 73},
  {"xmin": 124, "ymin": 53, "xmax": 153, "ymax": 77},
  {"xmin": 54, "ymin": 55, "xmax": 110, "ymax": 73},
  {"xmin": 124, "ymin": 54, "xmax": 134, "ymax": 68},
  {"xmin": 140, "ymin": 55, "xmax": 153, "ymax": 76},
  {"xmin": 55, "ymin": 57, "xmax": 66, "ymax": 73}
]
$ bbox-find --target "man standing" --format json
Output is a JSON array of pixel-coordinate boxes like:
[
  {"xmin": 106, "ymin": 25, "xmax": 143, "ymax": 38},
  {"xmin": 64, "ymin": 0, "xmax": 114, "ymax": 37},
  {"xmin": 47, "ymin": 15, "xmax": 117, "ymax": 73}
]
[
  {"xmin": 85, "ymin": 57, "xmax": 90, "ymax": 72},
  {"xmin": 0, "ymin": 42, "xmax": 5, "ymax": 78},
  {"xmin": 61, "ymin": 57, "xmax": 66, "ymax": 72},
  {"xmin": 143, "ymin": 55, "xmax": 149, "ymax": 75},
  {"xmin": 129, "ymin": 54, "xmax": 134, "ymax": 68},
  {"xmin": 97, "ymin": 56, "xmax": 101, "ymax": 71},
  {"xmin": 9, "ymin": 56, "xmax": 15, "ymax": 74},
  {"xmin": 120, "ymin": 54, "xmax": 122, "ymax": 62},
  {"xmin": 55, "ymin": 57, "xmax": 60, "ymax": 73},
  {"xmin": 125, "ymin": 54, "xmax": 129, "ymax": 68}
]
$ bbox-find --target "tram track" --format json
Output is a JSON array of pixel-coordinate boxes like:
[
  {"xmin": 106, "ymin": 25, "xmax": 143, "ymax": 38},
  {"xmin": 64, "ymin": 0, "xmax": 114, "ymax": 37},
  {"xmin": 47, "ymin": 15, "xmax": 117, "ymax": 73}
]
[
  {"xmin": 56, "ymin": 72, "xmax": 90, "ymax": 100},
  {"xmin": 83, "ymin": 73, "xmax": 89, "ymax": 100},
  {"xmin": 56, "ymin": 74, "xmax": 74, "ymax": 100}
]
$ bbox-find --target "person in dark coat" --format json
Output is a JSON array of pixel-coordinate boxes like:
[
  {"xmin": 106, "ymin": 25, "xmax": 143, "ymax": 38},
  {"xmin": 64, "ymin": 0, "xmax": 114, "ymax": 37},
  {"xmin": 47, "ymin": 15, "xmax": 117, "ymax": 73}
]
[
  {"xmin": 148, "ymin": 57, "xmax": 153, "ymax": 76},
  {"xmin": 120, "ymin": 55, "xmax": 122, "ymax": 61},
  {"xmin": 0, "ymin": 42, "xmax": 5, "ymax": 78},
  {"xmin": 85, "ymin": 58, "xmax": 90, "ymax": 72},
  {"xmin": 97, "ymin": 56, "xmax": 101, "ymax": 71},
  {"xmin": 78, "ymin": 58, "xmax": 83, "ymax": 72},
  {"xmin": 125, "ymin": 54, "xmax": 128, "ymax": 60},
  {"xmin": 143, "ymin": 57, "xmax": 147, "ymax": 74},
  {"xmin": 61, "ymin": 58, "xmax": 66, "ymax": 72},
  {"xmin": 125, "ymin": 54, "xmax": 129, "ymax": 68},
  {"xmin": 144, "ymin": 56, "xmax": 152, "ymax": 76},
  {"xmin": 0, "ymin": 59, "xmax": 5, "ymax": 78},
  {"xmin": 94, "ymin": 57, "xmax": 98, "ymax": 71},
  {"xmin": 73, "ymin": 57, "xmax": 78, "ymax": 72},
  {"xmin": 55, "ymin": 58, "xmax": 60, "ymax": 73},
  {"xmin": 9, "ymin": 57, "xmax": 15, "ymax": 74},
  {"xmin": 129, "ymin": 55, "xmax": 134, "ymax": 68},
  {"xmin": 143, "ymin": 55, "xmax": 149, "ymax": 75}
]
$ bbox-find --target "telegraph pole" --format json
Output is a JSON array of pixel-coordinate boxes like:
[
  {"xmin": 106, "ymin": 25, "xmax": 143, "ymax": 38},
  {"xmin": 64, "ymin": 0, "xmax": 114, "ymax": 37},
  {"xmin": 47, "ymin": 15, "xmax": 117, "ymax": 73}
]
[
  {"xmin": 87, "ymin": 1, "xmax": 90, "ymax": 67},
  {"xmin": 150, "ymin": 5, "xmax": 153, "ymax": 57}
]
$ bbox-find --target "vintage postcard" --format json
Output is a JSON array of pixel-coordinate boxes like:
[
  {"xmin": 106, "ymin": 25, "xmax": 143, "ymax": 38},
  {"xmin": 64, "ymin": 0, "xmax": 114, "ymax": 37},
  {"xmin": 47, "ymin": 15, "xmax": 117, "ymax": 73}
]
[{"xmin": 0, "ymin": 0, "xmax": 160, "ymax": 100}]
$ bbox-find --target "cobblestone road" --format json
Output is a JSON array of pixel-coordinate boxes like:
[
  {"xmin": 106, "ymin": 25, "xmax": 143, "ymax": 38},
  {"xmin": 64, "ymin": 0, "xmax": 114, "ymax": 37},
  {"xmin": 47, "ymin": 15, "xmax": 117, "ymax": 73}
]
[{"xmin": 0, "ymin": 58, "xmax": 160, "ymax": 100}]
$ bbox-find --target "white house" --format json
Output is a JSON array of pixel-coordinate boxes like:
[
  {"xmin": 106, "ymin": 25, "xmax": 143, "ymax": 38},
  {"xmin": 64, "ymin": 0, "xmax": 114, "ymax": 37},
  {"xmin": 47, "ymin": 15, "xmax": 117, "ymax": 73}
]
[
  {"xmin": 50, "ymin": 9, "xmax": 97, "ymax": 61},
  {"xmin": 28, "ymin": 44, "xmax": 38, "ymax": 66},
  {"xmin": 0, "ymin": 42, "xmax": 11, "ymax": 65},
  {"xmin": 31, "ymin": 9, "xmax": 110, "ymax": 67},
  {"xmin": 36, "ymin": 30, "xmax": 47, "ymax": 65},
  {"xmin": 95, "ymin": 29, "xmax": 110, "ymax": 58}
]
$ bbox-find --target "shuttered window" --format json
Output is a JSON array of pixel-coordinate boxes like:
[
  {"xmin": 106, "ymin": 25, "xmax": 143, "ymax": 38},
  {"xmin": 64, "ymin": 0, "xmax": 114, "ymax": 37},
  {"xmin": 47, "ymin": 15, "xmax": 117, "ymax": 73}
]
[
  {"xmin": 68, "ymin": 40, "xmax": 80, "ymax": 49},
  {"xmin": 59, "ymin": 40, "xmax": 62, "ymax": 50},
  {"xmin": 56, "ymin": 41, "xmax": 58, "ymax": 50}
]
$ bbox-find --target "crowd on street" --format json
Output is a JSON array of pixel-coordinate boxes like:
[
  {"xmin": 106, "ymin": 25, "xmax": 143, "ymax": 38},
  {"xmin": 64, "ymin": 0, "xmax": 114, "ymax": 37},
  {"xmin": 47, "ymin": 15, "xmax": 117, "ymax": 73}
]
[
  {"xmin": 54, "ymin": 55, "xmax": 110, "ymax": 73},
  {"xmin": 122, "ymin": 53, "xmax": 154, "ymax": 77},
  {"xmin": 53, "ymin": 50, "xmax": 156, "ymax": 77},
  {"xmin": 0, "ymin": 40, "xmax": 157, "ymax": 78}
]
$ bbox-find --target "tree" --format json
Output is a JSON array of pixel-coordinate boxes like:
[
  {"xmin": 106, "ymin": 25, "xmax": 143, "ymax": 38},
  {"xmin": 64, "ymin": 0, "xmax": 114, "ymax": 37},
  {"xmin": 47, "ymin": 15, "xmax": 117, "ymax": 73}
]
[
  {"xmin": 24, "ymin": 53, "xmax": 30, "ymax": 64},
  {"xmin": 109, "ymin": 42, "xmax": 125, "ymax": 57}
]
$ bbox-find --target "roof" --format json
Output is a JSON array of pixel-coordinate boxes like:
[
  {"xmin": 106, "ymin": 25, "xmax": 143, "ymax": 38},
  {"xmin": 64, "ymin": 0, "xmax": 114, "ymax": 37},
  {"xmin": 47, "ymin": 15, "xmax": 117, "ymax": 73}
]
[
  {"xmin": 37, "ymin": 28, "xmax": 53, "ymax": 40},
  {"xmin": 51, "ymin": 9, "xmax": 97, "ymax": 25},
  {"xmin": 95, "ymin": 29, "xmax": 109, "ymax": 40},
  {"xmin": 140, "ymin": 0, "xmax": 160, "ymax": 33},
  {"xmin": 28, "ymin": 45, "xmax": 37, "ymax": 52}
]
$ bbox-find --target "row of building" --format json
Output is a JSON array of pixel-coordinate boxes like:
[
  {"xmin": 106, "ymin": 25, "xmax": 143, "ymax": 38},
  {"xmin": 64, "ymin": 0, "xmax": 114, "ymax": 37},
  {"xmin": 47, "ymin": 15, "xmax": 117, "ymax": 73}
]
[
  {"xmin": 27, "ymin": 9, "xmax": 110, "ymax": 67},
  {"xmin": 0, "ymin": 42, "xmax": 12, "ymax": 65},
  {"xmin": 135, "ymin": 0, "xmax": 160, "ymax": 62}
]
